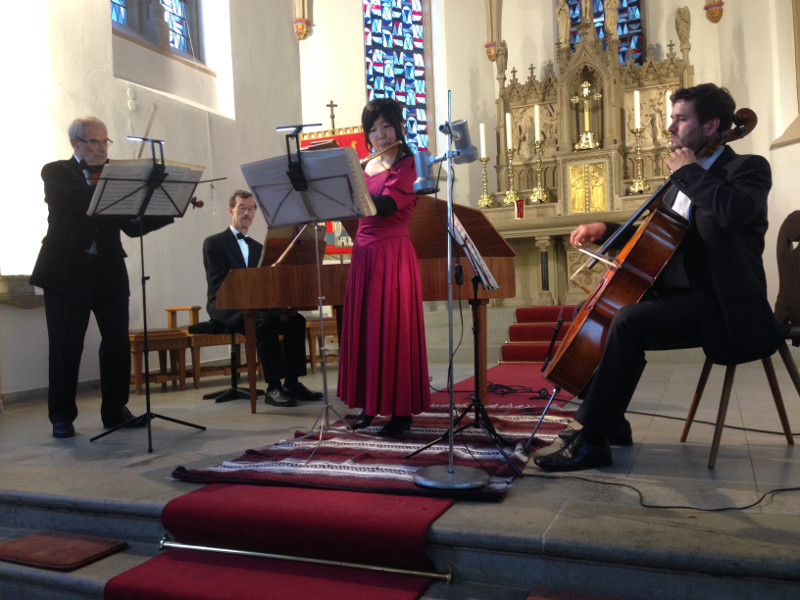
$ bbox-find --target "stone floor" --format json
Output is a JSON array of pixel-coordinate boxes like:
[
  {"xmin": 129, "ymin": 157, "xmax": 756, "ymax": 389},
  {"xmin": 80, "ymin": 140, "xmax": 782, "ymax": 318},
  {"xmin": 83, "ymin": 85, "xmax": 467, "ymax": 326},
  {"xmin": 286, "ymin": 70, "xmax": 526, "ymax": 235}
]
[{"xmin": 2, "ymin": 356, "xmax": 800, "ymax": 599}]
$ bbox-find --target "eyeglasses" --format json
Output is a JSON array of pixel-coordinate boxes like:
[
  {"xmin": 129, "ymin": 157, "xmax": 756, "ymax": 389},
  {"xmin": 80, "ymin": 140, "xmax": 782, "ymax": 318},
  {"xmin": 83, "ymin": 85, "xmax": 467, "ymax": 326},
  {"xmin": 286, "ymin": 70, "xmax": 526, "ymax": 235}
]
[
  {"xmin": 75, "ymin": 137, "xmax": 113, "ymax": 148},
  {"xmin": 235, "ymin": 205, "xmax": 257, "ymax": 214}
]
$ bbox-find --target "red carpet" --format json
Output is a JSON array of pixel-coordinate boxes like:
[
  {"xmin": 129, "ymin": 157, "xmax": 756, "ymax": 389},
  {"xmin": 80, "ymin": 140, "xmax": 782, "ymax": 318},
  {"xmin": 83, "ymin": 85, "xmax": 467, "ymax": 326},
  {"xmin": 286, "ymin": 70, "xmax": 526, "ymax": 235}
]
[
  {"xmin": 106, "ymin": 485, "xmax": 452, "ymax": 600},
  {"xmin": 172, "ymin": 364, "xmax": 573, "ymax": 501}
]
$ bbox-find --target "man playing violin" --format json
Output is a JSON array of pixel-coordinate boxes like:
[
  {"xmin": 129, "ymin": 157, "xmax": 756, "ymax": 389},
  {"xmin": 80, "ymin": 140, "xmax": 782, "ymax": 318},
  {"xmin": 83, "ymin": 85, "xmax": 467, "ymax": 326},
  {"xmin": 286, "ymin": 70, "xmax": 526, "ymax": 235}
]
[{"xmin": 535, "ymin": 83, "xmax": 782, "ymax": 472}]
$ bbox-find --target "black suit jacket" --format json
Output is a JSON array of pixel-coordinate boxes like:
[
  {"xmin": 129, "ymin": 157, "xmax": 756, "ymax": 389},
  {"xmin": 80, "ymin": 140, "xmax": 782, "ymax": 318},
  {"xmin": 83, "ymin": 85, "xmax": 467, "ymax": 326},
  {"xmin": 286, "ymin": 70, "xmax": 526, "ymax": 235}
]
[
  {"xmin": 30, "ymin": 157, "xmax": 172, "ymax": 294},
  {"xmin": 203, "ymin": 228, "xmax": 263, "ymax": 330},
  {"xmin": 603, "ymin": 146, "xmax": 781, "ymax": 365}
]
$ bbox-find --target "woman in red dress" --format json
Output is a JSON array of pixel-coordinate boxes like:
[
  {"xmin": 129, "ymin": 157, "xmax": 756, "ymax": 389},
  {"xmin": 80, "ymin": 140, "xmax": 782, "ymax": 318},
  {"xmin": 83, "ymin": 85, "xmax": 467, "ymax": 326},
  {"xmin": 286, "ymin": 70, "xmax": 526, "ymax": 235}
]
[{"xmin": 337, "ymin": 98, "xmax": 431, "ymax": 436}]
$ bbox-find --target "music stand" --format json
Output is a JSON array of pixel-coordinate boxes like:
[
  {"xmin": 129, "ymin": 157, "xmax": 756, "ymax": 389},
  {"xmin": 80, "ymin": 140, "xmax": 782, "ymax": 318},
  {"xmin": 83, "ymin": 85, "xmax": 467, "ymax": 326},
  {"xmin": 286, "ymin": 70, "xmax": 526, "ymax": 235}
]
[
  {"xmin": 241, "ymin": 130, "xmax": 374, "ymax": 449},
  {"xmin": 404, "ymin": 214, "xmax": 521, "ymax": 476},
  {"xmin": 89, "ymin": 138, "xmax": 207, "ymax": 452}
]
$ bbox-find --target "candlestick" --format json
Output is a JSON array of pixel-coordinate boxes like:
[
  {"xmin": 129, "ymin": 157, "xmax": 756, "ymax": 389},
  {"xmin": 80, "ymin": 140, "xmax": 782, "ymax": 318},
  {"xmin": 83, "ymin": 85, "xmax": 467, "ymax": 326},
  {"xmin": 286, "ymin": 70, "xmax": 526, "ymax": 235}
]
[
  {"xmin": 503, "ymin": 147, "xmax": 520, "ymax": 207},
  {"xmin": 479, "ymin": 123, "xmax": 487, "ymax": 159},
  {"xmin": 505, "ymin": 113, "xmax": 513, "ymax": 151},
  {"xmin": 634, "ymin": 90, "xmax": 640, "ymax": 128},
  {"xmin": 478, "ymin": 157, "xmax": 493, "ymax": 208},
  {"xmin": 665, "ymin": 90, "xmax": 673, "ymax": 123},
  {"xmin": 534, "ymin": 105, "xmax": 541, "ymax": 143},
  {"xmin": 627, "ymin": 127, "xmax": 651, "ymax": 194},
  {"xmin": 529, "ymin": 140, "xmax": 548, "ymax": 204}
]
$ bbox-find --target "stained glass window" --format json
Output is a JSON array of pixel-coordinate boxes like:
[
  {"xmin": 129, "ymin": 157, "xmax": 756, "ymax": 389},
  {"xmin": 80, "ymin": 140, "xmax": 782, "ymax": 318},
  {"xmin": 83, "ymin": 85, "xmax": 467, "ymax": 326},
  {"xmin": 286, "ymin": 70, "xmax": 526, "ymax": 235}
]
[
  {"xmin": 565, "ymin": 0, "xmax": 643, "ymax": 65},
  {"xmin": 161, "ymin": 0, "xmax": 189, "ymax": 53},
  {"xmin": 111, "ymin": 0, "xmax": 127, "ymax": 25},
  {"xmin": 110, "ymin": 0, "xmax": 198, "ymax": 56},
  {"xmin": 363, "ymin": 0, "xmax": 428, "ymax": 152}
]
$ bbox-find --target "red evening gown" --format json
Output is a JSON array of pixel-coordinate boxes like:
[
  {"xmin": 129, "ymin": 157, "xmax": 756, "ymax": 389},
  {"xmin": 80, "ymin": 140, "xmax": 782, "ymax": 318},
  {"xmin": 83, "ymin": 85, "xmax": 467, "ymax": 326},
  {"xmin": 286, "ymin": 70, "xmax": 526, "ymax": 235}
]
[{"xmin": 337, "ymin": 156, "xmax": 431, "ymax": 416}]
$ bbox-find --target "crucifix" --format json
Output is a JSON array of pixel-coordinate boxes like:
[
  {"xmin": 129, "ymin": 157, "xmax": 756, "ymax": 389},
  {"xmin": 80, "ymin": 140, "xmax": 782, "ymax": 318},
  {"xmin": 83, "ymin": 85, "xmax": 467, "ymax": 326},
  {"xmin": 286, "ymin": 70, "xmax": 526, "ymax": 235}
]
[
  {"xmin": 571, "ymin": 81, "xmax": 603, "ymax": 150},
  {"xmin": 326, "ymin": 99, "xmax": 338, "ymax": 130}
]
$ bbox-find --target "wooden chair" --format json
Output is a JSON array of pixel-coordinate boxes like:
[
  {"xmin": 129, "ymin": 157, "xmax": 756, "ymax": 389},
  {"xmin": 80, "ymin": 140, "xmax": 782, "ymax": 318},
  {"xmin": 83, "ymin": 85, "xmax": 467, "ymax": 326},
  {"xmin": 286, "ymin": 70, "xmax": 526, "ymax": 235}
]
[
  {"xmin": 681, "ymin": 212, "xmax": 800, "ymax": 468},
  {"xmin": 306, "ymin": 317, "xmax": 339, "ymax": 373},
  {"xmin": 165, "ymin": 306, "xmax": 261, "ymax": 389}
]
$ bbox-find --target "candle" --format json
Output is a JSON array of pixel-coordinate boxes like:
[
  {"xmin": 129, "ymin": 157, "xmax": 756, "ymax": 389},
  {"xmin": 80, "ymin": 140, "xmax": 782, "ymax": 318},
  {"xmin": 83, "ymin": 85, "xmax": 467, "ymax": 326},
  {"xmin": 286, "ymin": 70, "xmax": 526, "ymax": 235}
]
[
  {"xmin": 665, "ymin": 90, "xmax": 673, "ymax": 122},
  {"xmin": 479, "ymin": 123, "xmax": 487, "ymax": 159},
  {"xmin": 505, "ymin": 113, "xmax": 513, "ymax": 151},
  {"xmin": 534, "ymin": 105, "xmax": 541, "ymax": 143},
  {"xmin": 634, "ymin": 90, "xmax": 641, "ymax": 128}
]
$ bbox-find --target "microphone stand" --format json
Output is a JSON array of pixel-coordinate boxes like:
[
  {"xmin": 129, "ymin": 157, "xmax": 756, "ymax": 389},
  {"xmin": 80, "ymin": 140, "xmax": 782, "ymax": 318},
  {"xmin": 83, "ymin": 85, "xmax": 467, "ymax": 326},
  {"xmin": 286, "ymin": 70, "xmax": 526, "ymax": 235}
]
[{"xmin": 413, "ymin": 92, "xmax": 489, "ymax": 490}]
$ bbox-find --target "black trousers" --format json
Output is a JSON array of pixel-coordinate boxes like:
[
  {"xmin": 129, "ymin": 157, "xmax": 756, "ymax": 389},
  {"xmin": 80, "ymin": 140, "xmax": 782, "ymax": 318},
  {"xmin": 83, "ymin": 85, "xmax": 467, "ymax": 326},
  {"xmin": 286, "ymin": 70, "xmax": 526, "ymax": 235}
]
[
  {"xmin": 224, "ymin": 310, "xmax": 308, "ymax": 384},
  {"xmin": 44, "ymin": 258, "xmax": 131, "ymax": 425},
  {"xmin": 579, "ymin": 291, "xmax": 710, "ymax": 439}
]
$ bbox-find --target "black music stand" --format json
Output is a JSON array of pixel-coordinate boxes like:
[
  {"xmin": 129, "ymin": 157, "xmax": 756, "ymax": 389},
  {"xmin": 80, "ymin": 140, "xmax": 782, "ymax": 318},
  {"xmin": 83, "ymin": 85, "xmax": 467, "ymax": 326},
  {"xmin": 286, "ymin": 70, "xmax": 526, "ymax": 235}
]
[
  {"xmin": 241, "ymin": 127, "xmax": 374, "ymax": 450},
  {"xmin": 89, "ymin": 138, "xmax": 207, "ymax": 452}
]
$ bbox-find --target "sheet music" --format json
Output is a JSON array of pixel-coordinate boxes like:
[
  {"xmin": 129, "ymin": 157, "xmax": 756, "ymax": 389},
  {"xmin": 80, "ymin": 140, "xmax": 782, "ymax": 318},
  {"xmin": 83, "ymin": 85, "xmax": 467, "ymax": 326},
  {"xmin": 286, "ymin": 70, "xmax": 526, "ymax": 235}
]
[
  {"xmin": 87, "ymin": 159, "xmax": 204, "ymax": 217},
  {"xmin": 241, "ymin": 147, "xmax": 375, "ymax": 228},
  {"xmin": 453, "ymin": 214, "xmax": 499, "ymax": 290}
]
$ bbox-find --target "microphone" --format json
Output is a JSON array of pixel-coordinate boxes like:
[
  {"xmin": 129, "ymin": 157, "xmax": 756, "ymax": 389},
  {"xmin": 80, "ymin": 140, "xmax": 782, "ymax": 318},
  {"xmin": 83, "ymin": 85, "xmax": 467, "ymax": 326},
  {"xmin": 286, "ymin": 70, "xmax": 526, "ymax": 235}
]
[
  {"xmin": 448, "ymin": 120, "xmax": 478, "ymax": 164},
  {"xmin": 414, "ymin": 150, "xmax": 438, "ymax": 195}
]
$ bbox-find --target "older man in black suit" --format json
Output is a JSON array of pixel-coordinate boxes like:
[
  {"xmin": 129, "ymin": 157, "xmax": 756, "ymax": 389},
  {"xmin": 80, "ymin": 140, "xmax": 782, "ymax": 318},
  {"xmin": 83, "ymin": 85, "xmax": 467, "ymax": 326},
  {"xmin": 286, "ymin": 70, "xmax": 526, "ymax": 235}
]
[
  {"xmin": 202, "ymin": 189, "xmax": 322, "ymax": 407},
  {"xmin": 31, "ymin": 116, "xmax": 172, "ymax": 438}
]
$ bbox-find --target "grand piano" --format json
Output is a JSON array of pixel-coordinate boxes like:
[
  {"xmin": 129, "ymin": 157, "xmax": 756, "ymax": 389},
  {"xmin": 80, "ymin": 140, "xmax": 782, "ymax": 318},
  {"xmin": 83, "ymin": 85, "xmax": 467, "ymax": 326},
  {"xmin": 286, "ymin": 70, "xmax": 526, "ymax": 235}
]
[{"xmin": 217, "ymin": 196, "xmax": 516, "ymax": 413}]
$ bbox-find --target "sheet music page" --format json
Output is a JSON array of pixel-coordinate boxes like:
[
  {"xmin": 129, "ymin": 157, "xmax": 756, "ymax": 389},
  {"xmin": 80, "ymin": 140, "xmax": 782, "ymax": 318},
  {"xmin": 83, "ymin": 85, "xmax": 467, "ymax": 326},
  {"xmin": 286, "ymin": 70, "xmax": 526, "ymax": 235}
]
[
  {"xmin": 453, "ymin": 214, "xmax": 499, "ymax": 290},
  {"xmin": 241, "ymin": 147, "xmax": 375, "ymax": 228},
  {"xmin": 87, "ymin": 159, "xmax": 204, "ymax": 217}
]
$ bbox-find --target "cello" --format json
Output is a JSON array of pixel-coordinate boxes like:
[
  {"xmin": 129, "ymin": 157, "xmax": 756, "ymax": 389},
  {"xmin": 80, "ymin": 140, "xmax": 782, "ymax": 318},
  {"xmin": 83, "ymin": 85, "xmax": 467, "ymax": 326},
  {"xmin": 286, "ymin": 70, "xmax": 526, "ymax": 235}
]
[{"xmin": 542, "ymin": 108, "xmax": 758, "ymax": 397}]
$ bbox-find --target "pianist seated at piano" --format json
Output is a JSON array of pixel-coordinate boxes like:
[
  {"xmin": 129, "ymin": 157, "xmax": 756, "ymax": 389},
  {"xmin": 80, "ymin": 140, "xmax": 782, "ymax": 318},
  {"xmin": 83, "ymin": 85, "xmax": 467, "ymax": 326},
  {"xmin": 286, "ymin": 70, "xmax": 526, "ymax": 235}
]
[
  {"xmin": 337, "ymin": 98, "xmax": 431, "ymax": 437},
  {"xmin": 202, "ymin": 189, "xmax": 323, "ymax": 407}
]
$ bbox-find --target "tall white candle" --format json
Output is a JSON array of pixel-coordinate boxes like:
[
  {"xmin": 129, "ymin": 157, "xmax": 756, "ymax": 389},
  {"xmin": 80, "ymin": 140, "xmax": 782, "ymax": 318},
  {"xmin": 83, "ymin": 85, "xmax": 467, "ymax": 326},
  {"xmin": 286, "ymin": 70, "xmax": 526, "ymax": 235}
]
[
  {"xmin": 634, "ymin": 90, "xmax": 641, "ymax": 128},
  {"xmin": 534, "ymin": 105, "xmax": 541, "ymax": 143},
  {"xmin": 479, "ymin": 123, "xmax": 487, "ymax": 159},
  {"xmin": 505, "ymin": 113, "xmax": 513, "ymax": 151}
]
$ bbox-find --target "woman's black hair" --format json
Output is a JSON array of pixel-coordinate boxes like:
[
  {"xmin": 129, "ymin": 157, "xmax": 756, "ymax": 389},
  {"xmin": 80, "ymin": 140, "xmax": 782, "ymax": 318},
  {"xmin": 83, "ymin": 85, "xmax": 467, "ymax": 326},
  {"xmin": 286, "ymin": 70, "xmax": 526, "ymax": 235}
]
[{"xmin": 361, "ymin": 98, "xmax": 413, "ymax": 159}]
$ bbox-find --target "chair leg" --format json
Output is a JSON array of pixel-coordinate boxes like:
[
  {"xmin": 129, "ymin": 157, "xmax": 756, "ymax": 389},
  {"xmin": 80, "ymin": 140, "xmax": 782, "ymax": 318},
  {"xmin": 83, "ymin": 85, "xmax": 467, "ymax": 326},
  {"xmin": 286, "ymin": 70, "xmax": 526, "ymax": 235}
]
[
  {"xmin": 681, "ymin": 359, "xmax": 713, "ymax": 442},
  {"xmin": 778, "ymin": 341, "xmax": 800, "ymax": 399},
  {"xmin": 708, "ymin": 365, "xmax": 736, "ymax": 469},
  {"xmin": 761, "ymin": 356, "xmax": 794, "ymax": 446},
  {"xmin": 191, "ymin": 346, "xmax": 201, "ymax": 388}
]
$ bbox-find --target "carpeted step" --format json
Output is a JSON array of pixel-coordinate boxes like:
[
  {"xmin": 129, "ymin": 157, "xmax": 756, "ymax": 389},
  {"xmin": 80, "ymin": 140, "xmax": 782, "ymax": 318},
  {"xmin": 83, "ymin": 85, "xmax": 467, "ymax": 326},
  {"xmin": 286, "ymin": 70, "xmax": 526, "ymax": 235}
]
[
  {"xmin": 516, "ymin": 305, "xmax": 576, "ymax": 323},
  {"xmin": 501, "ymin": 342, "xmax": 552, "ymax": 362},
  {"xmin": 508, "ymin": 322, "xmax": 569, "ymax": 342}
]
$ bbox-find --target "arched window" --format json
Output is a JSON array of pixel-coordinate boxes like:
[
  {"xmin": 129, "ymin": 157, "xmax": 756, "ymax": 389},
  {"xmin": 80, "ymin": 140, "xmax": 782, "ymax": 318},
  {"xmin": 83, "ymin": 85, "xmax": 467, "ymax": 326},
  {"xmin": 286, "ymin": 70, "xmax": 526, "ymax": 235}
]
[
  {"xmin": 565, "ymin": 0, "xmax": 643, "ymax": 65},
  {"xmin": 111, "ymin": 0, "xmax": 201, "ymax": 58},
  {"xmin": 363, "ymin": 0, "xmax": 429, "ymax": 152}
]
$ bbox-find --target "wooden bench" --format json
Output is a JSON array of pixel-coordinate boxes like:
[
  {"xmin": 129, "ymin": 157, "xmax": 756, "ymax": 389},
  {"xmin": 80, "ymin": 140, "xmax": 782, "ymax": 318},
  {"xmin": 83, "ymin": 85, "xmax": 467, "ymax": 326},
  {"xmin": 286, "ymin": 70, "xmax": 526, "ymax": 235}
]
[
  {"xmin": 306, "ymin": 316, "xmax": 339, "ymax": 373},
  {"xmin": 129, "ymin": 328, "xmax": 189, "ymax": 394}
]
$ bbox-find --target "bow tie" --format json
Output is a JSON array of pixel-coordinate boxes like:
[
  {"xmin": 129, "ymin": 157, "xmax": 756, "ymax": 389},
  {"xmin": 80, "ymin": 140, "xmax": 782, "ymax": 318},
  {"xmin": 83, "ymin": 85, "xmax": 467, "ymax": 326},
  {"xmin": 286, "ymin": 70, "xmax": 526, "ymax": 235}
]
[
  {"xmin": 79, "ymin": 160, "xmax": 105, "ymax": 174},
  {"xmin": 236, "ymin": 233, "xmax": 247, "ymax": 240}
]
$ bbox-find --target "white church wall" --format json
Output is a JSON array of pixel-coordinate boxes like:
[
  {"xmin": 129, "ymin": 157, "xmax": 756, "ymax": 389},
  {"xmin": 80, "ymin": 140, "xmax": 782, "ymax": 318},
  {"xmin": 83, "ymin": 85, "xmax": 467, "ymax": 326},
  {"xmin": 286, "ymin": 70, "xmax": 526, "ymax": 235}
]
[{"xmin": 0, "ymin": 0, "xmax": 303, "ymax": 396}]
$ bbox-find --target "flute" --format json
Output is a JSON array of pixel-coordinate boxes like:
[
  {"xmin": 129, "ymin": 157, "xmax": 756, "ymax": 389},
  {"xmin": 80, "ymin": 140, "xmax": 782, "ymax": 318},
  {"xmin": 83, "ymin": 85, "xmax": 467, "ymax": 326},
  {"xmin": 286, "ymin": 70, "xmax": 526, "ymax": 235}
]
[{"xmin": 360, "ymin": 140, "xmax": 402, "ymax": 165}]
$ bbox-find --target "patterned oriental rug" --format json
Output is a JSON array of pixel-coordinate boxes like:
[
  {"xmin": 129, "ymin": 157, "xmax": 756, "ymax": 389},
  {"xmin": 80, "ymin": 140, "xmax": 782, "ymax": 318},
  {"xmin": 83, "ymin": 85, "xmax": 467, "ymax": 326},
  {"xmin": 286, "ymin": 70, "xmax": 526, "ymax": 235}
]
[{"xmin": 172, "ymin": 364, "xmax": 574, "ymax": 502}]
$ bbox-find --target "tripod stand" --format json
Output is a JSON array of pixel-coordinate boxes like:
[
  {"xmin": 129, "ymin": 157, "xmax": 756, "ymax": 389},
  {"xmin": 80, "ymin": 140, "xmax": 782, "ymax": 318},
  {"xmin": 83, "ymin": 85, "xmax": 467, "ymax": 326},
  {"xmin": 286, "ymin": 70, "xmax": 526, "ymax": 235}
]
[
  {"xmin": 89, "ymin": 139, "xmax": 206, "ymax": 451},
  {"xmin": 405, "ymin": 275, "xmax": 520, "ymax": 476}
]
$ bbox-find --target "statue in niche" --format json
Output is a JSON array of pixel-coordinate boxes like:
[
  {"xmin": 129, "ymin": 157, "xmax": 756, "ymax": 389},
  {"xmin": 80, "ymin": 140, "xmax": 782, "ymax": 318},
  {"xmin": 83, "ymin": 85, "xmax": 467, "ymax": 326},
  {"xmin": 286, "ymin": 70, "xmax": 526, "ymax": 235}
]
[
  {"xmin": 676, "ymin": 6, "xmax": 691, "ymax": 47},
  {"xmin": 647, "ymin": 95, "xmax": 665, "ymax": 145},
  {"xmin": 582, "ymin": 0, "xmax": 594, "ymax": 24},
  {"xmin": 604, "ymin": 0, "xmax": 619, "ymax": 39},
  {"xmin": 557, "ymin": 0, "xmax": 571, "ymax": 45}
]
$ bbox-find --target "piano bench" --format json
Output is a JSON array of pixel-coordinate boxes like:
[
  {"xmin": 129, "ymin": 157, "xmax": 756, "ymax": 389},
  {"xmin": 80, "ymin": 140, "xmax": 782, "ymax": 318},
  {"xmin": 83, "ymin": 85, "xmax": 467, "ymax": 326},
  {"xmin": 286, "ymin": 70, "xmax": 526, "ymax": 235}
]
[
  {"xmin": 129, "ymin": 328, "xmax": 190, "ymax": 394},
  {"xmin": 165, "ymin": 306, "xmax": 262, "ymax": 389},
  {"xmin": 307, "ymin": 317, "xmax": 339, "ymax": 373}
]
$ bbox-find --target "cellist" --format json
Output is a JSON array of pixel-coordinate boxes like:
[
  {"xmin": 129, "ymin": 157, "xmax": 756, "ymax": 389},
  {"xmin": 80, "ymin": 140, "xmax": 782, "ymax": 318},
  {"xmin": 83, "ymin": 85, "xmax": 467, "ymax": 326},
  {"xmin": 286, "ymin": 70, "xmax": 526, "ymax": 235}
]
[{"xmin": 535, "ymin": 83, "xmax": 782, "ymax": 472}]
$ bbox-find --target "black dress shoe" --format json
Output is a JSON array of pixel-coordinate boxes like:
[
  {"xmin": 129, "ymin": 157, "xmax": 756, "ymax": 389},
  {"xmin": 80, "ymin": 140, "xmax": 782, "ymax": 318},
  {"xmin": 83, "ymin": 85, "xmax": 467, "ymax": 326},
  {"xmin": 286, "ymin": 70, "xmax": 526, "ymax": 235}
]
[
  {"xmin": 265, "ymin": 388, "xmax": 297, "ymax": 407},
  {"xmin": 53, "ymin": 422, "xmax": 75, "ymax": 438},
  {"xmin": 103, "ymin": 406, "xmax": 147, "ymax": 429},
  {"xmin": 377, "ymin": 416, "xmax": 412, "ymax": 437},
  {"xmin": 558, "ymin": 419, "xmax": 633, "ymax": 447},
  {"xmin": 350, "ymin": 412, "xmax": 374, "ymax": 430},
  {"xmin": 282, "ymin": 382, "xmax": 323, "ymax": 401},
  {"xmin": 534, "ymin": 431, "xmax": 612, "ymax": 472}
]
